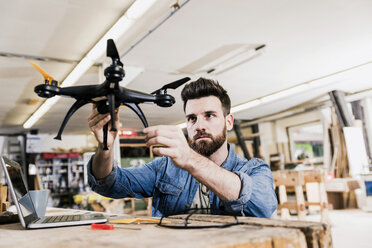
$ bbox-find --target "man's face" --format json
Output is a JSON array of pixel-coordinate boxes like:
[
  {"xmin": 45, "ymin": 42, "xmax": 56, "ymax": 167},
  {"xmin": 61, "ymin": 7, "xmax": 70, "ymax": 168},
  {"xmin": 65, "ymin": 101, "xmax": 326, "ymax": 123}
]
[{"xmin": 185, "ymin": 96, "xmax": 233, "ymax": 157}]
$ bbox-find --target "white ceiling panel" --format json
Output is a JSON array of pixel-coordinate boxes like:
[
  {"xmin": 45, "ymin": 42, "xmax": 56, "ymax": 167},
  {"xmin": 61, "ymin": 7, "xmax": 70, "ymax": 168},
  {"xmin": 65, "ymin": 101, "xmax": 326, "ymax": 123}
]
[{"xmin": 0, "ymin": 0, "xmax": 371, "ymax": 135}]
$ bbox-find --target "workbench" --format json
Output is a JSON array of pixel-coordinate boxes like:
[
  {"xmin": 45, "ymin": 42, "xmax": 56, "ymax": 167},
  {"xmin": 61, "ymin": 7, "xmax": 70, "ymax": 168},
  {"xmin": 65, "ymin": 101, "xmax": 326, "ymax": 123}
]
[{"xmin": 0, "ymin": 208, "xmax": 332, "ymax": 248}]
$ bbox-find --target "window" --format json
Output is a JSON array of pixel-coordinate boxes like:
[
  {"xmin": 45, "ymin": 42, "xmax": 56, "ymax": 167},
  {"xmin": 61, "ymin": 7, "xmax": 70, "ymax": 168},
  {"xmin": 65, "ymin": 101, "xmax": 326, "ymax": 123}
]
[{"xmin": 288, "ymin": 122, "xmax": 324, "ymax": 164}]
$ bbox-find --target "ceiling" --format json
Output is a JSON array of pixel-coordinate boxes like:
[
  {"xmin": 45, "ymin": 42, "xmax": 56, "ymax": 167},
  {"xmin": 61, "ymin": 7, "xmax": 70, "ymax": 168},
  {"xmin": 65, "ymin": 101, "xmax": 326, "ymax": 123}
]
[{"xmin": 1, "ymin": 0, "xmax": 372, "ymax": 136}]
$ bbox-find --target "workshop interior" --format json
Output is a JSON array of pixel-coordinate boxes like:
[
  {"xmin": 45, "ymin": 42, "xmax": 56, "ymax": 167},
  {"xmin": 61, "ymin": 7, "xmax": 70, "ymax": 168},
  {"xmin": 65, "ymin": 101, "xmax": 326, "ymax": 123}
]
[{"xmin": 0, "ymin": 1, "xmax": 372, "ymax": 247}]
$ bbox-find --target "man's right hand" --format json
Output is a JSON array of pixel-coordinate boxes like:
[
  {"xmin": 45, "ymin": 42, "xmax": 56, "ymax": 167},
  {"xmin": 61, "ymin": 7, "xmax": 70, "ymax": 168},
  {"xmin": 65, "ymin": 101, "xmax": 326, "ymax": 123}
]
[{"xmin": 88, "ymin": 104, "xmax": 119, "ymax": 150}]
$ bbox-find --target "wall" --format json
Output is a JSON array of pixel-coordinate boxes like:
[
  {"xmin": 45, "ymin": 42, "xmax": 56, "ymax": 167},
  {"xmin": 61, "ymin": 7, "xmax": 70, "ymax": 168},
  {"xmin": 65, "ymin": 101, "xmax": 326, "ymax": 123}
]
[
  {"xmin": 0, "ymin": 136, "xmax": 4, "ymax": 154},
  {"xmin": 258, "ymin": 122, "xmax": 277, "ymax": 163},
  {"xmin": 30, "ymin": 133, "xmax": 97, "ymax": 152}
]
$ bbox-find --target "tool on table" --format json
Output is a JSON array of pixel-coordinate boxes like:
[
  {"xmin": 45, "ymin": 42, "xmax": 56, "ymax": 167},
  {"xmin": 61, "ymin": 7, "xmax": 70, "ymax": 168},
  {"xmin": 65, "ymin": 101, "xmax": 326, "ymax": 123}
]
[
  {"xmin": 110, "ymin": 218, "xmax": 170, "ymax": 225},
  {"xmin": 91, "ymin": 223, "xmax": 141, "ymax": 230}
]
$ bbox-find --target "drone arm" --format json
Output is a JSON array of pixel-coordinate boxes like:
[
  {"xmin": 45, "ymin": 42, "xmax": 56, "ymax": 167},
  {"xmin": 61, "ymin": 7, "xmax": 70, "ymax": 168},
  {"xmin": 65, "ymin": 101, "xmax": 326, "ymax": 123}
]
[
  {"xmin": 34, "ymin": 84, "xmax": 108, "ymax": 101},
  {"xmin": 118, "ymin": 88, "xmax": 156, "ymax": 104},
  {"xmin": 54, "ymin": 99, "xmax": 89, "ymax": 140},
  {"xmin": 123, "ymin": 103, "xmax": 149, "ymax": 128},
  {"xmin": 58, "ymin": 85, "xmax": 106, "ymax": 99}
]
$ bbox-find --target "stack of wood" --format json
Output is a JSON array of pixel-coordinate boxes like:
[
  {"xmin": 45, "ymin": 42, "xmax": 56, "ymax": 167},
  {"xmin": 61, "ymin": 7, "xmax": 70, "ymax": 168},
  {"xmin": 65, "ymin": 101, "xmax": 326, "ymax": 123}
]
[
  {"xmin": 329, "ymin": 108, "xmax": 349, "ymax": 178},
  {"xmin": 0, "ymin": 183, "xmax": 8, "ymax": 212}
]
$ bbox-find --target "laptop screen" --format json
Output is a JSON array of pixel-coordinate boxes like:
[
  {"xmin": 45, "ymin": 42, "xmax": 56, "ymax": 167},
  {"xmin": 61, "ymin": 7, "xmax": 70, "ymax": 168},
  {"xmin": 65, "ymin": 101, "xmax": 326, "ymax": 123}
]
[{"xmin": 2, "ymin": 157, "xmax": 37, "ymax": 220}]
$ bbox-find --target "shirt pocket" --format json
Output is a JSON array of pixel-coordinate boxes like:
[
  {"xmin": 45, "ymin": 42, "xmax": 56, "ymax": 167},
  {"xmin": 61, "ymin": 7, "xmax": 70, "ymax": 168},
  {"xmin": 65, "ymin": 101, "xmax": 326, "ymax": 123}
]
[{"xmin": 154, "ymin": 179, "xmax": 183, "ymax": 215}]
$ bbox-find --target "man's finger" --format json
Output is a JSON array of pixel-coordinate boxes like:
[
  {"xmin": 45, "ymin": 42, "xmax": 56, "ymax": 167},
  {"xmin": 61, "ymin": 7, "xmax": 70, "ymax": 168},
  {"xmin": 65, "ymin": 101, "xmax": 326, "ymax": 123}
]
[
  {"xmin": 89, "ymin": 114, "xmax": 110, "ymax": 131},
  {"xmin": 89, "ymin": 112, "xmax": 109, "ymax": 128},
  {"xmin": 152, "ymin": 147, "xmax": 175, "ymax": 158},
  {"xmin": 143, "ymin": 125, "xmax": 179, "ymax": 134},
  {"xmin": 115, "ymin": 108, "xmax": 120, "ymax": 121},
  {"xmin": 146, "ymin": 136, "xmax": 175, "ymax": 148},
  {"xmin": 144, "ymin": 126, "xmax": 179, "ymax": 140},
  {"xmin": 88, "ymin": 104, "xmax": 100, "ymax": 121}
]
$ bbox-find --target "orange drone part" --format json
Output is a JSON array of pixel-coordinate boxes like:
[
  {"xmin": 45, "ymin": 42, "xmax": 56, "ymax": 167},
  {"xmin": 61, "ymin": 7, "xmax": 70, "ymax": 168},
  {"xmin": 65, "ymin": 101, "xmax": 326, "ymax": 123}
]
[{"xmin": 29, "ymin": 61, "xmax": 57, "ymax": 85}]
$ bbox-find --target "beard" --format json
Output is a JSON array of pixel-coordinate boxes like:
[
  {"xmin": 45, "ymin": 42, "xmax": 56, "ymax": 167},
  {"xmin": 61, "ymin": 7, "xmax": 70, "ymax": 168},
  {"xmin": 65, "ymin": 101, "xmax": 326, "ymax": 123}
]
[{"xmin": 188, "ymin": 125, "xmax": 227, "ymax": 157}]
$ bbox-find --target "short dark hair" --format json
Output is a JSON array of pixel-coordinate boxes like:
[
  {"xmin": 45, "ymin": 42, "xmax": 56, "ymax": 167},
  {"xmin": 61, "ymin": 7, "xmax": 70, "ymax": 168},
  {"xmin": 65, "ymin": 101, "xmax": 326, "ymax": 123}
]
[{"xmin": 181, "ymin": 77, "xmax": 231, "ymax": 116}]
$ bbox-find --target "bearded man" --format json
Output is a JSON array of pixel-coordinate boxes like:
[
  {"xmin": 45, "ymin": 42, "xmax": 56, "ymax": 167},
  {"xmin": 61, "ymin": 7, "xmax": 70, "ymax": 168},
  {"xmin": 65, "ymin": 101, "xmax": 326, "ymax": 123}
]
[{"xmin": 87, "ymin": 78, "xmax": 277, "ymax": 217}]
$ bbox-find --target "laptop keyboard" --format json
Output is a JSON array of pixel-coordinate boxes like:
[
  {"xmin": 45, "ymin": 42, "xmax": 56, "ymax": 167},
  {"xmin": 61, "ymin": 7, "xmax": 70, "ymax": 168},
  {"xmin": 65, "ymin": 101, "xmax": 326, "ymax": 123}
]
[{"xmin": 41, "ymin": 215, "xmax": 82, "ymax": 223}]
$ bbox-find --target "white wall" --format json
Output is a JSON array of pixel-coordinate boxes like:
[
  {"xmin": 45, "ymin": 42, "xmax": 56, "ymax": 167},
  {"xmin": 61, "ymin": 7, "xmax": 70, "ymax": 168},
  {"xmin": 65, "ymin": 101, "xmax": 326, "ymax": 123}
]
[
  {"xmin": 258, "ymin": 122, "xmax": 277, "ymax": 163},
  {"xmin": 0, "ymin": 136, "xmax": 4, "ymax": 154},
  {"xmin": 36, "ymin": 133, "xmax": 97, "ymax": 152}
]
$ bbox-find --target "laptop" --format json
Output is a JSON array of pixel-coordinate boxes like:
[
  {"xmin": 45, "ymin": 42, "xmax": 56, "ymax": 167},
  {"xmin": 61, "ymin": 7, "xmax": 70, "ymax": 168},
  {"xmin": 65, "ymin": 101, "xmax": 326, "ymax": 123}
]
[{"xmin": 1, "ymin": 156, "xmax": 107, "ymax": 229}]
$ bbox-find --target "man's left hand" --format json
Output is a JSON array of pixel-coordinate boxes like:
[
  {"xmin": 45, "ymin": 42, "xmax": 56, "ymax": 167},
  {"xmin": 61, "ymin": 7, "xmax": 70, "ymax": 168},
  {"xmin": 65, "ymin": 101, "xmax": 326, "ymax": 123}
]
[{"xmin": 143, "ymin": 125, "xmax": 197, "ymax": 169}]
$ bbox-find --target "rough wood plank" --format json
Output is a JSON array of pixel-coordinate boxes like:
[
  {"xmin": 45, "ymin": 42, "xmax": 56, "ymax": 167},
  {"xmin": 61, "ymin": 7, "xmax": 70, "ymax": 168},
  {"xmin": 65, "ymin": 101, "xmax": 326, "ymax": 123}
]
[
  {"xmin": 273, "ymin": 170, "xmax": 304, "ymax": 187},
  {"xmin": 295, "ymin": 184, "xmax": 307, "ymax": 220},
  {"xmin": 0, "ymin": 209, "xmax": 309, "ymax": 248},
  {"xmin": 278, "ymin": 185, "xmax": 290, "ymax": 219},
  {"xmin": 0, "ymin": 220, "xmax": 306, "ymax": 248},
  {"xmin": 167, "ymin": 215, "xmax": 332, "ymax": 248}
]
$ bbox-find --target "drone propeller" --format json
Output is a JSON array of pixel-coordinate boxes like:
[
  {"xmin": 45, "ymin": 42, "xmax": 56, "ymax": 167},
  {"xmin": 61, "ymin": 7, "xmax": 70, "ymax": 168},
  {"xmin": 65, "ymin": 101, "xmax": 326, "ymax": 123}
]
[
  {"xmin": 30, "ymin": 61, "xmax": 58, "ymax": 85},
  {"xmin": 106, "ymin": 39, "xmax": 123, "ymax": 67},
  {"xmin": 151, "ymin": 77, "xmax": 191, "ymax": 95}
]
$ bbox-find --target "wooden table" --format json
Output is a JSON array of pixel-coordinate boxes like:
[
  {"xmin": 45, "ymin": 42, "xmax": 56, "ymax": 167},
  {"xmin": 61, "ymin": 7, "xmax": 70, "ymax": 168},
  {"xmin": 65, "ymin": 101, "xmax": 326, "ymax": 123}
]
[{"xmin": 0, "ymin": 208, "xmax": 332, "ymax": 248}]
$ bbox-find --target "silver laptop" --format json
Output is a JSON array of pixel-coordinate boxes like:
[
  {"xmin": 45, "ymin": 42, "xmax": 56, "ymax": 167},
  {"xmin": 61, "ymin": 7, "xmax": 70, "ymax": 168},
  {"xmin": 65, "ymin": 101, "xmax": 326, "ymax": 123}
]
[{"xmin": 1, "ymin": 156, "xmax": 107, "ymax": 229}]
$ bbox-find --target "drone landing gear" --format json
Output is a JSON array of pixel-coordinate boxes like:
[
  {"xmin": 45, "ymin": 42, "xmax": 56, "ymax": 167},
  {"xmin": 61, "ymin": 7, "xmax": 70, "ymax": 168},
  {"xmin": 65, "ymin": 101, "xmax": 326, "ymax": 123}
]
[
  {"xmin": 107, "ymin": 93, "xmax": 117, "ymax": 132},
  {"xmin": 103, "ymin": 123, "xmax": 109, "ymax": 150},
  {"xmin": 54, "ymin": 99, "xmax": 89, "ymax": 140},
  {"xmin": 123, "ymin": 103, "xmax": 148, "ymax": 128}
]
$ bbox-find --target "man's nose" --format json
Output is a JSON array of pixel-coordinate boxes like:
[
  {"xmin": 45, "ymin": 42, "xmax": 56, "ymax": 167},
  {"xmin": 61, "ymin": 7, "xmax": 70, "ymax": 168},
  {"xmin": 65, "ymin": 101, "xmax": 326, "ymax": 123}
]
[{"xmin": 194, "ymin": 118, "xmax": 206, "ymax": 131}]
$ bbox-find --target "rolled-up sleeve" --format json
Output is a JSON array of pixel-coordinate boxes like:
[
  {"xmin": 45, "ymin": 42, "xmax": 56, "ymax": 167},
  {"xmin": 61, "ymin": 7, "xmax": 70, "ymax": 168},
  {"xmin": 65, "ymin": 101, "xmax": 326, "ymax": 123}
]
[
  {"xmin": 87, "ymin": 155, "xmax": 118, "ymax": 195},
  {"xmin": 221, "ymin": 160, "xmax": 278, "ymax": 217},
  {"xmin": 88, "ymin": 154, "xmax": 163, "ymax": 199}
]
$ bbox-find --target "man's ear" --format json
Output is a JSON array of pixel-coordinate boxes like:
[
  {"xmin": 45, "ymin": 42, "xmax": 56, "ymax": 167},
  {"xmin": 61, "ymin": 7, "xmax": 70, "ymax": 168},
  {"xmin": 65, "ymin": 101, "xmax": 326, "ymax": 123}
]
[{"xmin": 225, "ymin": 113, "xmax": 234, "ymax": 131}]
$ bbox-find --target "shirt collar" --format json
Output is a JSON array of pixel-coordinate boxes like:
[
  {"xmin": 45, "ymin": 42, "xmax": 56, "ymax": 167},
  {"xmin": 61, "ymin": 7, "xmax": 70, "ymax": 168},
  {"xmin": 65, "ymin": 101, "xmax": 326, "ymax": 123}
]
[{"xmin": 220, "ymin": 143, "xmax": 238, "ymax": 171}]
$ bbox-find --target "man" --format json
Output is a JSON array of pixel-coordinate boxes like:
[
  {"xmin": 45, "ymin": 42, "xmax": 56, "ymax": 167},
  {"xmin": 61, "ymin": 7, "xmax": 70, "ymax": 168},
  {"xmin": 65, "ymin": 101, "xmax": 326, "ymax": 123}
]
[{"xmin": 88, "ymin": 78, "xmax": 277, "ymax": 217}]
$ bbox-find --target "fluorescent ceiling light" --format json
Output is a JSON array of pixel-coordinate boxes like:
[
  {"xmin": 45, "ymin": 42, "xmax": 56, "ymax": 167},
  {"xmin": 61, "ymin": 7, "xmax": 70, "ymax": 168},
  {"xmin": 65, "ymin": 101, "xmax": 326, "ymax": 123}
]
[
  {"xmin": 23, "ymin": 96, "xmax": 61, "ymax": 129},
  {"xmin": 204, "ymin": 45, "xmax": 265, "ymax": 75},
  {"xmin": 126, "ymin": 0, "xmax": 158, "ymax": 19},
  {"xmin": 62, "ymin": 58, "xmax": 94, "ymax": 87},
  {"xmin": 230, "ymin": 99, "xmax": 262, "ymax": 114},
  {"xmin": 260, "ymin": 84, "xmax": 310, "ymax": 103},
  {"xmin": 23, "ymin": 0, "xmax": 157, "ymax": 130}
]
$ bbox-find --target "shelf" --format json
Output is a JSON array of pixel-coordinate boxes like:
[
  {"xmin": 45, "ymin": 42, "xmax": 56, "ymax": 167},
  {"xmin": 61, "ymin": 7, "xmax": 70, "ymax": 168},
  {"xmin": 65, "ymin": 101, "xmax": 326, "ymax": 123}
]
[
  {"xmin": 36, "ymin": 152, "xmax": 85, "ymax": 206},
  {"xmin": 120, "ymin": 143, "xmax": 148, "ymax": 147},
  {"xmin": 120, "ymin": 136, "xmax": 146, "ymax": 146}
]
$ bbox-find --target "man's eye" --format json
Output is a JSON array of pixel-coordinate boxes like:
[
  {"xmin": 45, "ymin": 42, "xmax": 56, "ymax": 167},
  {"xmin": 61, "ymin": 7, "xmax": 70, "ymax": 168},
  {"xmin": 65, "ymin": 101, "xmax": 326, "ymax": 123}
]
[
  {"xmin": 206, "ymin": 113, "xmax": 214, "ymax": 118},
  {"xmin": 188, "ymin": 117, "xmax": 196, "ymax": 122}
]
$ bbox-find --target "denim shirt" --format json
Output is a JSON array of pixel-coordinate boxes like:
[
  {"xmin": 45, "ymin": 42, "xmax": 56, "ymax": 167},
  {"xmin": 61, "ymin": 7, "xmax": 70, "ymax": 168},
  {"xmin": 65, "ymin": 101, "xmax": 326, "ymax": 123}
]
[{"xmin": 88, "ymin": 144, "xmax": 278, "ymax": 217}]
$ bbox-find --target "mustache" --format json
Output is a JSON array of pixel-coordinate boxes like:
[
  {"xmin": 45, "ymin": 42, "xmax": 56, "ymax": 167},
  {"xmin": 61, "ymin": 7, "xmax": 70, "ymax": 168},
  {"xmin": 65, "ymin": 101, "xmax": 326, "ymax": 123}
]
[{"xmin": 193, "ymin": 130, "xmax": 213, "ymax": 141}]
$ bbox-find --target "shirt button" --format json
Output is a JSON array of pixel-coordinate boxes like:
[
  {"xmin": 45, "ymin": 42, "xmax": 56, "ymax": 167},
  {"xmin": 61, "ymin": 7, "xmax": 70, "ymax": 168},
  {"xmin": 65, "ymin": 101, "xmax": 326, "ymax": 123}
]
[{"xmin": 186, "ymin": 204, "xmax": 190, "ymax": 208}]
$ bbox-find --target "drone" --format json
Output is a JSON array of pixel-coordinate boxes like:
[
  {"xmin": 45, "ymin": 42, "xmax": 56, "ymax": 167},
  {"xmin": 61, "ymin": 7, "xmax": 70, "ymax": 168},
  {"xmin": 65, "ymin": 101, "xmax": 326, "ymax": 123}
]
[{"xmin": 31, "ymin": 39, "xmax": 190, "ymax": 150}]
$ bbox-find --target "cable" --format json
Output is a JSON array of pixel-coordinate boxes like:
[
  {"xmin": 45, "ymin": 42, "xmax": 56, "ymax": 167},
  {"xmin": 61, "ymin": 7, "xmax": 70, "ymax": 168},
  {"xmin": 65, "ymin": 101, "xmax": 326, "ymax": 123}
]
[{"xmin": 157, "ymin": 208, "xmax": 243, "ymax": 229}]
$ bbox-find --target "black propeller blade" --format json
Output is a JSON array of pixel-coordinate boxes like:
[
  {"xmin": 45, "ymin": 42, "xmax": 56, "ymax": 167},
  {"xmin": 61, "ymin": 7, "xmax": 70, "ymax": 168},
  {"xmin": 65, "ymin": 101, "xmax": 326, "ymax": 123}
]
[
  {"xmin": 151, "ymin": 77, "xmax": 190, "ymax": 94},
  {"xmin": 107, "ymin": 39, "xmax": 123, "ymax": 67}
]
